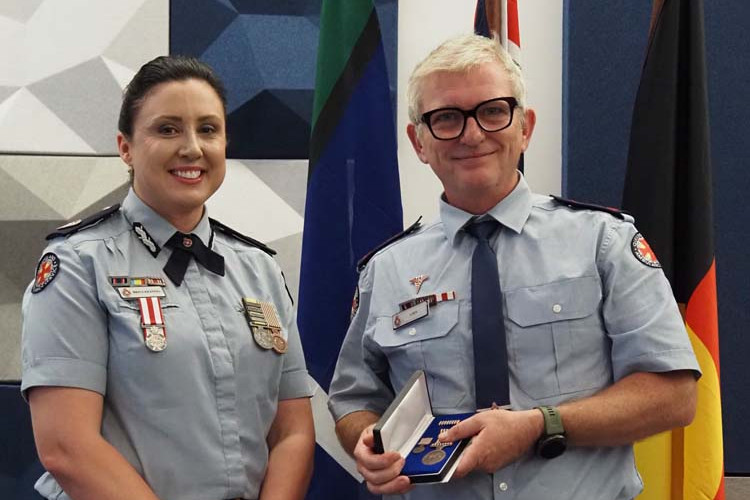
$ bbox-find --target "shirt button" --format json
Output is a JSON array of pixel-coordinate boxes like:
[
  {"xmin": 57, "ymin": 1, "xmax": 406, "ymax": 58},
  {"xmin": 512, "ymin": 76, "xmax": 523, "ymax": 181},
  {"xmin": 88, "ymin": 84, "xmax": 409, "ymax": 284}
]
[
  {"xmin": 552, "ymin": 304, "xmax": 562, "ymax": 313},
  {"xmin": 408, "ymin": 328, "xmax": 417, "ymax": 336},
  {"xmin": 498, "ymin": 481, "xmax": 508, "ymax": 491}
]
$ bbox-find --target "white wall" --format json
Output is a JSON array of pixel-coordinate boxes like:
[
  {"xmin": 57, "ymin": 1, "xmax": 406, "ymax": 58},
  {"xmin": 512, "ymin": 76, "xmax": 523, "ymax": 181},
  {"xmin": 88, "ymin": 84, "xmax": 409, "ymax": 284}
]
[{"xmin": 397, "ymin": 0, "xmax": 563, "ymax": 225}]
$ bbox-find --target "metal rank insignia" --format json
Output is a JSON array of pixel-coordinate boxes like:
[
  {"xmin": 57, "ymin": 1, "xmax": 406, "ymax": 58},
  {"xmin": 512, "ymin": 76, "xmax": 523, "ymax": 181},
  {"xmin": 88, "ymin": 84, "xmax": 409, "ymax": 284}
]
[
  {"xmin": 409, "ymin": 274, "xmax": 429, "ymax": 294},
  {"xmin": 242, "ymin": 298, "xmax": 287, "ymax": 354}
]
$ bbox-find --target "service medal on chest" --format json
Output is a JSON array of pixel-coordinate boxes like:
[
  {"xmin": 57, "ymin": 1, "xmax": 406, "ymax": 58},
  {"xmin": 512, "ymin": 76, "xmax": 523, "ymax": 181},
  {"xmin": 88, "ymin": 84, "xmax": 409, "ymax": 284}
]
[
  {"xmin": 144, "ymin": 325, "xmax": 167, "ymax": 352},
  {"xmin": 253, "ymin": 327, "xmax": 275, "ymax": 350},
  {"xmin": 242, "ymin": 297, "xmax": 287, "ymax": 355}
]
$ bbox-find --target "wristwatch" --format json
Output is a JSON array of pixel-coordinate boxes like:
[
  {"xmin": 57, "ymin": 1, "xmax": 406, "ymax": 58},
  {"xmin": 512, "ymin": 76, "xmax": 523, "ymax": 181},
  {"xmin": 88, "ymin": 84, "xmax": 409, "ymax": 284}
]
[{"xmin": 535, "ymin": 406, "xmax": 567, "ymax": 459}]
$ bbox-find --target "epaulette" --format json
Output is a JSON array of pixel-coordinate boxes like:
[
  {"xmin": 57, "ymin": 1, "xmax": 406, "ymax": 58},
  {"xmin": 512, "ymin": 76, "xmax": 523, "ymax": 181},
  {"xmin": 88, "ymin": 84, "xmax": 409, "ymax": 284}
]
[
  {"xmin": 209, "ymin": 218, "xmax": 276, "ymax": 256},
  {"xmin": 45, "ymin": 204, "xmax": 120, "ymax": 240},
  {"xmin": 357, "ymin": 217, "xmax": 422, "ymax": 272},
  {"xmin": 549, "ymin": 195, "xmax": 628, "ymax": 220}
]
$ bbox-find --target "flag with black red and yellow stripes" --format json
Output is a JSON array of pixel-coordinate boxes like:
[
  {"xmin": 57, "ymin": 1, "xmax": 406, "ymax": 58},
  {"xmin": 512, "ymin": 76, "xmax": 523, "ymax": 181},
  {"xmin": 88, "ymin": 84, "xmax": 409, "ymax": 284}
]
[{"xmin": 623, "ymin": 0, "xmax": 724, "ymax": 498}]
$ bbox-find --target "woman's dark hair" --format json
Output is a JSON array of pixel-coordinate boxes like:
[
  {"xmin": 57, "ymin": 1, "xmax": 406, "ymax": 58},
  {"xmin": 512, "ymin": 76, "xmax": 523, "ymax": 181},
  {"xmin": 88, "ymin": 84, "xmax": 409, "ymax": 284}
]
[{"xmin": 118, "ymin": 55, "xmax": 227, "ymax": 137}]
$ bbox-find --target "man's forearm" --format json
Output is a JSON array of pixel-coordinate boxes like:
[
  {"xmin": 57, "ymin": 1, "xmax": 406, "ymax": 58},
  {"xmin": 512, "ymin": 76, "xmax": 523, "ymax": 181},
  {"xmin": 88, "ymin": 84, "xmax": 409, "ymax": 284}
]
[
  {"xmin": 559, "ymin": 370, "xmax": 697, "ymax": 447},
  {"xmin": 335, "ymin": 410, "xmax": 381, "ymax": 455}
]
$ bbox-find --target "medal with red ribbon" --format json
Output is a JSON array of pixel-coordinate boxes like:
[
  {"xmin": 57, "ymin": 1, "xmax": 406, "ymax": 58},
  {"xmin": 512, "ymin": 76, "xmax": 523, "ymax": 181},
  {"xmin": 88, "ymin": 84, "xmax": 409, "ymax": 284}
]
[{"xmin": 138, "ymin": 296, "xmax": 167, "ymax": 352}]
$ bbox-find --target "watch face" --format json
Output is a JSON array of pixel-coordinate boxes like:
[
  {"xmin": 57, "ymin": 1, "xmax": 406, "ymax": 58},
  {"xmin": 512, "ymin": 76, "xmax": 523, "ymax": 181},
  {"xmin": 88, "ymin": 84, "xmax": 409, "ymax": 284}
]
[{"xmin": 538, "ymin": 435, "xmax": 567, "ymax": 459}]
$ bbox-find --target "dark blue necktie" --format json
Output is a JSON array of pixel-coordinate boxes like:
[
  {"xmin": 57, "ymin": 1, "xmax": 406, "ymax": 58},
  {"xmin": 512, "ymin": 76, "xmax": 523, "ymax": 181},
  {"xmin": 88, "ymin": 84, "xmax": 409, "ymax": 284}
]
[{"xmin": 466, "ymin": 219, "xmax": 509, "ymax": 409}]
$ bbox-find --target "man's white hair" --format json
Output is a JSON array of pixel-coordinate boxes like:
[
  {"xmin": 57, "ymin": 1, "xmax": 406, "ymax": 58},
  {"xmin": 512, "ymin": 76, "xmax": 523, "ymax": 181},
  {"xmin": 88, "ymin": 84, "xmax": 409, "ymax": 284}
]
[{"xmin": 406, "ymin": 33, "xmax": 527, "ymax": 125}]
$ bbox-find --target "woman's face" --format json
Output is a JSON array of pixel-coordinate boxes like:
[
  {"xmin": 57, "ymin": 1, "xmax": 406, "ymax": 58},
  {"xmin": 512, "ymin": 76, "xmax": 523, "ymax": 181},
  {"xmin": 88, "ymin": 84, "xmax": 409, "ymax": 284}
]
[{"xmin": 117, "ymin": 78, "xmax": 226, "ymax": 230}]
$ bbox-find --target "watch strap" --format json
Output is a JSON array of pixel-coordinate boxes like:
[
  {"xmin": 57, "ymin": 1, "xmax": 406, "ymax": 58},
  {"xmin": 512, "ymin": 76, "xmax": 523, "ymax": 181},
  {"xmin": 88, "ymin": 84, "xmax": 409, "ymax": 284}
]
[{"xmin": 536, "ymin": 405, "xmax": 564, "ymax": 436}]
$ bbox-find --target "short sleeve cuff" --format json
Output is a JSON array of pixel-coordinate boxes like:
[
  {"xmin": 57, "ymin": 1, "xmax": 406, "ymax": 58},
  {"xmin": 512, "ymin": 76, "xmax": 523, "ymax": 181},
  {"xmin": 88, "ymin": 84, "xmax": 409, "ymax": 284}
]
[
  {"xmin": 613, "ymin": 348, "xmax": 702, "ymax": 382},
  {"xmin": 328, "ymin": 396, "xmax": 390, "ymax": 422},
  {"xmin": 278, "ymin": 369, "xmax": 313, "ymax": 400},
  {"xmin": 21, "ymin": 357, "xmax": 107, "ymax": 401}
]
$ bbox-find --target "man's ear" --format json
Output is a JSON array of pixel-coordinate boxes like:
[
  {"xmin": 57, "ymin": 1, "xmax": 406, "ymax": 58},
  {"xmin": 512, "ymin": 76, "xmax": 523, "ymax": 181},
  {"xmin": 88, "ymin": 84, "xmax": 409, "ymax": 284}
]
[
  {"xmin": 520, "ymin": 108, "xmax": 536, "ymax": 152},
  {"xmin": 407, "ymin": 123, "xmax": 429, "ymax": 164},
  {"xmin": 117, "ymin": 132, "xmax": 133, "ymax": 166}
]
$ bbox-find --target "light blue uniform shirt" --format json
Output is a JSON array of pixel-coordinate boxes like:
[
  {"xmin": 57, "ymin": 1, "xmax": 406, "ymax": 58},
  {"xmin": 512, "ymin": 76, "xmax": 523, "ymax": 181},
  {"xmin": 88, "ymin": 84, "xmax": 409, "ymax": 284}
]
[
  {"xmin": 22, "ymin": 190, "xmax": 311, "ymax": 500},
  {"xmin": 329, "ymin": 175, "xmax": 700, "ymax": 500}
]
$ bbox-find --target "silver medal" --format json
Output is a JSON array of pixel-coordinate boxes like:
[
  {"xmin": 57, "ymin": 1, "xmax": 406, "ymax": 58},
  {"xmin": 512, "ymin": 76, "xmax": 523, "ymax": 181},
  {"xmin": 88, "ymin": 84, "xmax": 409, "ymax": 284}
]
[
  {"xmin": 145, "ymin": 325, "xmax": 167, "ymax": 352},
  {"xmin": 253, "ymin": 327, "xmax": 275, "ymax": 350}
]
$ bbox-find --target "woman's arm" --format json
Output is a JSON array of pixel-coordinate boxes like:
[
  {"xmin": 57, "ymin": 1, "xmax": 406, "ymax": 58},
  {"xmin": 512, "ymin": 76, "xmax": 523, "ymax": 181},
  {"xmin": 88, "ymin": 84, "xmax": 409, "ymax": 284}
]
[
  {"xmin": 259, "ymin": 397, "xmax": 315, "ymax": 500},
  {"xmin": 29, "ymin": 387, "xmax": 160, "ymax": 500}
]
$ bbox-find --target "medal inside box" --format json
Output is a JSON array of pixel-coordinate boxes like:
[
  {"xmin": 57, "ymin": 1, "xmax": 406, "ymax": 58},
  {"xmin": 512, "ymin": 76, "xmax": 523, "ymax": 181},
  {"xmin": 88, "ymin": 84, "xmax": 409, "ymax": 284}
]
[{"xmin": 373, "ymin": 370, "xmax": 473, "ymax": 484}]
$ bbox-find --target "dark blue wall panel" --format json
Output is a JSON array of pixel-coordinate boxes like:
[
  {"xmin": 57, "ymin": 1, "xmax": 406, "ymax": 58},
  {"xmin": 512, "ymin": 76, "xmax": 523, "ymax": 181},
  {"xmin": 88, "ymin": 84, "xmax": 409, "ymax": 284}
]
[
  {"xmin": 170, "ymin": 0, "xmax": 398, "ymax": 160},
  {"xmin": 0, "ymin": 384, "xmax": 45, "ymax": 500},
  {"xmin": 564, "ymin": 1, "xmax": 750, "ymax": 473}
]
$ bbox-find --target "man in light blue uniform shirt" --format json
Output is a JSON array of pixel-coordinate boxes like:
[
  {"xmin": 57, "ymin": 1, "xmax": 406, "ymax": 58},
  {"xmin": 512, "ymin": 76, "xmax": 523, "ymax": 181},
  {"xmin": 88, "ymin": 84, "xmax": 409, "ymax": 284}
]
[{"xmin": 327, "ymin": 34, "xmax": 700, "ymax": 499}]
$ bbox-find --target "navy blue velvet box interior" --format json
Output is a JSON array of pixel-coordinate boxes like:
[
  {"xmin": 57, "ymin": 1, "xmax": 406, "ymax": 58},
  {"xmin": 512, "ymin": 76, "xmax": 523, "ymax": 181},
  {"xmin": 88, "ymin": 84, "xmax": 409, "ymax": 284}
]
[{"xmin": 402, "ymin": 412, "xmax": 474, "ymax": 482}]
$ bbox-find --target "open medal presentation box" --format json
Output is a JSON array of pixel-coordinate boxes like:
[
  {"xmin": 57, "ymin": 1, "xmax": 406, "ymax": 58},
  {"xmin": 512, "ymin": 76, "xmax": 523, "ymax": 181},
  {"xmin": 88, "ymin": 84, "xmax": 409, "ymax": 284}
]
[{"xmin": 373, "ymin": 370, "xmax": 474, "ymax": 484}]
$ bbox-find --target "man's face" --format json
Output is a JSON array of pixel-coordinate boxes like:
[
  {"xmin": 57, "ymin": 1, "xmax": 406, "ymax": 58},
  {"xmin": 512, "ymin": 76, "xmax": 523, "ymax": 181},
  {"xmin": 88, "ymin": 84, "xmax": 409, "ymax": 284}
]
[{"xmin": 407, "ymin": 62, "xmax": 535, "ymax": 214}]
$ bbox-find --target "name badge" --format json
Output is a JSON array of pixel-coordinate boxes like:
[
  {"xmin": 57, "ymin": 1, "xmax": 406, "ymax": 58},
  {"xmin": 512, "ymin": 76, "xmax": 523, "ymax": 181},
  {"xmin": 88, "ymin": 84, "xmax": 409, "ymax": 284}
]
[
  {"xmin": 117, "ymin": 286, "xmax": 166, "ymax": 299},
  {"xmin": 392, "ymin": 301, "xmax": 429, "ymax": 330}
]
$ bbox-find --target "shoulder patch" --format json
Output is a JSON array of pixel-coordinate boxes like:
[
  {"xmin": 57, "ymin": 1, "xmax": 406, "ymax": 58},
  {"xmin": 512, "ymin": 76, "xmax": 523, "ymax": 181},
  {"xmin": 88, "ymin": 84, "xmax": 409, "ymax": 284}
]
[
  {"xmin": 46, "ymin": 204, "xmax": 121, "ymax": 240},
  {"xmin": 631, "ymin": 232, "xmax": 661, "ymax": 268},
  {"xmin": 32, "ymin": 252, "xmax": 60, "ymax": 293},
  {"xmin": 357, "ymin": 217, "xmax": 422, "ymax": 272},
  {"xmin": 209, "ymin": 218, "xmax": 276, "ymax": 256},
  {"xmin": 549, "ymin": 195, "xmax": 627, "ymax": 220}
]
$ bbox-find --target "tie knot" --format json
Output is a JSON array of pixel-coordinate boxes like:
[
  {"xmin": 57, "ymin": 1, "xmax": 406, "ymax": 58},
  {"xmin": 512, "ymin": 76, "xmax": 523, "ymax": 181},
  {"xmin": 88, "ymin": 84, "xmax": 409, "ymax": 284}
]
[
  {"xmin": 167, "ymin": 232, "xmax": 199, "ymax": 252},
  {"xmin": 163, "ymin": 231, "xmax": 225, "ymax": 285},
  {"xmin": 465, "ymin": 219, "xmax": 499, "ymax": 241}
]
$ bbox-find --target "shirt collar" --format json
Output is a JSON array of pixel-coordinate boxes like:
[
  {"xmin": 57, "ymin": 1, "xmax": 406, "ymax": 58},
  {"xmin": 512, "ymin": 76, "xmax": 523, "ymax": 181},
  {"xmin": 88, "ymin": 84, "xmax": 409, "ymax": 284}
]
[
  {"xmin": 440, "ymin": 172, "xmax": 533, "ymax": 245},
  {"xmin": 121, "ymin": 188, "xmax": 213, "ymax": 252}
]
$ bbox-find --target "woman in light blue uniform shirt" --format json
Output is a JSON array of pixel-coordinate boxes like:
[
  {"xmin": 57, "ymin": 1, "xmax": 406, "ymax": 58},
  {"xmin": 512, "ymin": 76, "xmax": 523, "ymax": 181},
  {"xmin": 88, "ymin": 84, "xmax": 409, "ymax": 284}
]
[{"xmin": 21, "ymin": 56, "xmax": 314, "ymax": 500}]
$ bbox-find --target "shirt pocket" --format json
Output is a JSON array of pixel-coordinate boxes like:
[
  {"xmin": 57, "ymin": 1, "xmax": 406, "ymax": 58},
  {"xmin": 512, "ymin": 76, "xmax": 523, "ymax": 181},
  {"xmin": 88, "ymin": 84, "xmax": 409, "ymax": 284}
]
[
  {"xmin": 372, "ymin": 301, "xmax": 466, "ymax": 410},
  {"xmin": 506, "ymin": 276, "xmax": 605, "ymax": 400}
]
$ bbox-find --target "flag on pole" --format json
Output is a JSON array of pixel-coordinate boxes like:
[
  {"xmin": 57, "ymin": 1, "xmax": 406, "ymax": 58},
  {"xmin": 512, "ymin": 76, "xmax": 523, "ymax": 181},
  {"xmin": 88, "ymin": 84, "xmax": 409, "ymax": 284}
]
[
  {"xmin": 474, "ymin": 0, "xmax": 521, "ymax": 67},
  {"xmin": 474, "ymin": 0, "xmax": 523, "ymax": 173},
  {"xmin": 299, "ymin": 1, "xmax": 403, "ymax": 499},
  {"xmin": 623, "ymin": 1, "xmax": 724, "ymax": 499}
]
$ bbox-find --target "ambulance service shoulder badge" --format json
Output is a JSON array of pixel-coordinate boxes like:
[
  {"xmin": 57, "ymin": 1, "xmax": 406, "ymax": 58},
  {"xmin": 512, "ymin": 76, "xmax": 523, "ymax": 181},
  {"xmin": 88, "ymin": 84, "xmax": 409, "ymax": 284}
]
[{"xmin": 32, "ymin": 253, "xmax": 60, "ymax": 293}]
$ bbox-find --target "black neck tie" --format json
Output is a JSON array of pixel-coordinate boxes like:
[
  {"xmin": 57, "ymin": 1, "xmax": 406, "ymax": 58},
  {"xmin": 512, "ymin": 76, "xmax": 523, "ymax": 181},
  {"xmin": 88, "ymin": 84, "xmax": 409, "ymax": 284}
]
[
  {"xmin": 163, "ymin": 232, "xmax": 225, "ymax": 286},
  {"xmin": 465, "ymin": 219, "xmax": 509, "ymax": 409}
]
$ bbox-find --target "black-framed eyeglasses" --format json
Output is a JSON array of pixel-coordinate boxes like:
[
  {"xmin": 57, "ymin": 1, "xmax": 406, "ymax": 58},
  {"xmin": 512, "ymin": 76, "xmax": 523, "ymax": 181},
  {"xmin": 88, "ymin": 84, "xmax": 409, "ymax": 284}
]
[{"xmin": 420, "ymin": 97, "xmax": 519, "ymax": 140}]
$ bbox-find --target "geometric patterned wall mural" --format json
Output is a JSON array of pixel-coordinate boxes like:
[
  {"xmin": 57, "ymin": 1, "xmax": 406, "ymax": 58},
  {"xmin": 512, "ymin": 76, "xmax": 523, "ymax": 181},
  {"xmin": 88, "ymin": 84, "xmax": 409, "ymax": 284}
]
[
  {"xmin": 0, "ymin": 0, "xmax": 169, "ymax": 154},
  {"xmin": 171, "ymin": 0, "xmax": 398, "ymax": 159},
  {"xmin": 0, "ymin": 157, "xmax": 129, "ymax": 380},
  {"xmin": 0, "ymin": 0, "xmax": 397, "ymax": 381},
  {"xmin": 0, "ymin": 0, "xmax": 169, "ymax": 380}
]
